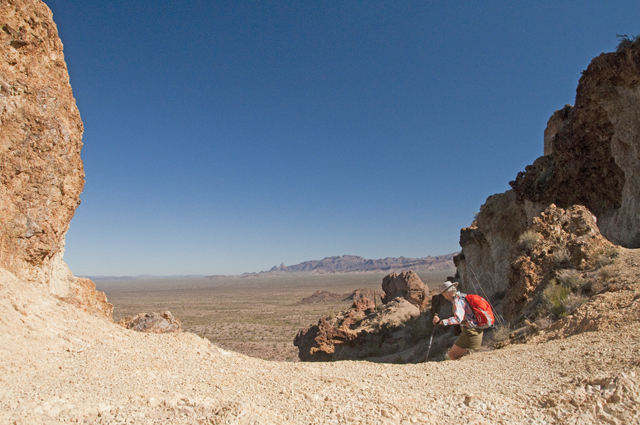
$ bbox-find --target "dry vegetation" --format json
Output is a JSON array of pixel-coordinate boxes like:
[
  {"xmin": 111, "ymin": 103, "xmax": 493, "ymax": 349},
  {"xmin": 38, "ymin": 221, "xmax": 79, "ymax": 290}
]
[{"xmin": 98, "ymin": 271, "xmax": 451, "ymax": 361}]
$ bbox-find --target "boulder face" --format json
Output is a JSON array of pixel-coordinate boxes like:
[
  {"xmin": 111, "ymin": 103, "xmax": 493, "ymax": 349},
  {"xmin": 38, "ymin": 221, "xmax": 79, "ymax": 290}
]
[
  {"xmin": 294, "ymin": 271, "xmax": 442, "ymax": 362},
  {"xmin": 0, "ymin": 0, "xmax": 111, "ymax": 317},
  {"xmin": 294, "ymin": 297, "xmax": 426, "ymax": 362},
  {"xmin": 504, "ymin": 204, "xmax": 617, "ymax": 323},
  {"xmin": 456, "ymin": 41, "xmax": 640, "ymax": 303},
  {"xmin": 118, "ymin": 311, "xmax": 182, "ymax": 334},
  {"xmin": 381, "ymin": 271, "xmax": 429, "ymax": 310}
]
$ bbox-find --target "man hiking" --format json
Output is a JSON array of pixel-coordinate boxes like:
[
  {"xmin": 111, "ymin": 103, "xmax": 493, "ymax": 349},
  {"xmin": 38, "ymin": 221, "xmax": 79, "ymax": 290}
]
[{"xmin": 432, "ymin": 281, "xmax": 483, "ymax": 360}]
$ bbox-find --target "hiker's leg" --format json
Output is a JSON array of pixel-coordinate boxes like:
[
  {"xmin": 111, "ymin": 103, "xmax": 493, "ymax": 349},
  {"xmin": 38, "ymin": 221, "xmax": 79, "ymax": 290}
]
[{"xmin": 448, "ymin": 344, "xmax": 467, "ymax": 360}]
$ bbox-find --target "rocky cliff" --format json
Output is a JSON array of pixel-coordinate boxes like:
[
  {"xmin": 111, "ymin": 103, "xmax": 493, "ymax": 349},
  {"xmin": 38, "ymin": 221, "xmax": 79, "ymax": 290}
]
[
  {"xmin": 0, "ymin": 0, "xmax": 111, "ymax": 317},
  {"xmin": 455, "ymin": 40, "xmax": 640, "ymax": 318}
]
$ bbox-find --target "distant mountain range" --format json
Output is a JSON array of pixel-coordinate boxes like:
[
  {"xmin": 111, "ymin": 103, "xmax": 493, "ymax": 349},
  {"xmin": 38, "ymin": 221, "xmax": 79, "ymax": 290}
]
[
  {"xmin": 85, "ymin": 253, "xmax": 458, "ymax": 281},
  {"xmin": 229, "ymin": 253, "xmax": 458, "ymax": 277}
]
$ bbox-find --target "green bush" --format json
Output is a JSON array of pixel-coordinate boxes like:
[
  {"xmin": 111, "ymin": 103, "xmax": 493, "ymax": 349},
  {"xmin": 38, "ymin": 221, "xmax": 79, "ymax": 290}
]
[
  {"xmin": 519, "ymin": 230, "xmax": 541, "ymax": 251},
  {"xmin": 541, "ymin": 280, "xmax": 571, "ymax": 317}
]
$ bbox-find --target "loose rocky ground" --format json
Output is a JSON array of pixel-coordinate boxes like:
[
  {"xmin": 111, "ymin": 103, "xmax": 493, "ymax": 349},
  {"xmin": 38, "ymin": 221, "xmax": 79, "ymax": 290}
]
[{"xmin": 1, "ymin": 252, "xmax": 639, "ymax": 424}]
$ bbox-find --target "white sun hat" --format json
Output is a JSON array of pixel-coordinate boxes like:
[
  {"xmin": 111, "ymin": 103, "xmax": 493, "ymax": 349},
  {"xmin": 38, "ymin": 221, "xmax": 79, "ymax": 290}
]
[{"xmin": 437, "ymin": 280, "xmax": 459, "ymax": 295}]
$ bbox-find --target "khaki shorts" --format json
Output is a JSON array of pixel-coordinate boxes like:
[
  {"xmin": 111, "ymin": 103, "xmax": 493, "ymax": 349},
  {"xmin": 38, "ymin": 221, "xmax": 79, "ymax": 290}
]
[{"xmin": 455, "ymin": 326, "xmax": 483, "ymax": 350}]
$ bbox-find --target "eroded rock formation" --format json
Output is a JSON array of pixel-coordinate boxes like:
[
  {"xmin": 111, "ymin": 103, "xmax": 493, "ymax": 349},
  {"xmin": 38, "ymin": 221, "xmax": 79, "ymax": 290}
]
[
  {"xmin": 118, "ymin": 311, "xmax": 182, "ymax": 334},
  {"xmin": 455, "ymin": 40, "xmax": 640, "ymax": 307},
  {"xmin": 504, "ymin": 204, "xmax": 617, "ymax": 323},
  {"xmin": 0, "ymin": 0, "xmax": 111, "ymax": 317},
  {"xmin": 381, "ymin": 271, "xmax": 429, "ymax": 310},
  {"xmin": 511, "ymin": 42, "xmax": 640, "ymax": 247},
  {"xmin": 294, "ymin": 271, "xmax": 440, "ymax": 362}
]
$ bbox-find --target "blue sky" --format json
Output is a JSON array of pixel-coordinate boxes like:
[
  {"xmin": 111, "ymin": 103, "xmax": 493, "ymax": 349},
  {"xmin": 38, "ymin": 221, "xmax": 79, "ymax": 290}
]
[{"xmin": 48, "ymin": 0, "xmax": 639, "ymax": 276}]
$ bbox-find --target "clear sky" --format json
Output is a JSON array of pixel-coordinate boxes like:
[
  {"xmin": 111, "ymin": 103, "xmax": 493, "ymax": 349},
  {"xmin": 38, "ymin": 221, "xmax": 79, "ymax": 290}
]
[{"xmin": 48, "ymin": 0, "xmax": 639, "ymax": 276}]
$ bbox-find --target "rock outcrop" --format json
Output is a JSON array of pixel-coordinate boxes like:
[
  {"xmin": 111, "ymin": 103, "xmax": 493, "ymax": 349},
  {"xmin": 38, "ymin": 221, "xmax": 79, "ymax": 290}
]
[
  {"xmin": 118, "ymin": 311, "xmax": 182, "ymax": 333},
  {"xmin": 0, "ymin": 0, "xmax": 111, "ymax": 317},
  {"xmin": 455, "ymin": 40, "xmax": 640, "ymax": 307},
  {"xmin": 294, "ymin": 271, "xmax": 441, "ymax": 362},
  {"xmin": 294, "ymin": 297, "xmax": 428, "ymax": 362},
  {"xmin": 381, "ymin": 271, "xmax": 429, "ymax": 310},
  {"xmin": 504, "ymin": 204, "xmax": 617, "ymax": 323},
  {"xmin": 511, "ymin": 41, "xmax": 640, "ymax": 247}
]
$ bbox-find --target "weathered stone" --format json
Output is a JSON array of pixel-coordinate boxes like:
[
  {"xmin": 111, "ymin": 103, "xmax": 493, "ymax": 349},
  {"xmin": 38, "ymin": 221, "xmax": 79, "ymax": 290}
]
[
  {"xmin": 294, "ymin": 272, "xmax": 434, "ymax": 362},
  {"xmin": 0, "ymin": 0, "xmax": 111, "ymax": 317},
  {"xmin": 118, "ymin": 311, "xmax": 182, "ymax": 333},
  {"xmin": 504, "ymin": 204, "xmax": 617, "ymax": 323},
  {"xmin": 543, "ymin": 105, "xmax": 572, "ymax": 156},
  {"xmin": 351, "ymin": 296, "xmax": 375, "ymax": 312},
  {"xmin": 456, "ymin": 42, "xmax": 640, "ymax": 306},
  {"xmin": 510, "ymin": 43, "xmax": 640, "ymax": 247},
  {"xmin": 381, "ymin": 271, "xmax": 430, "ymax": 310}
]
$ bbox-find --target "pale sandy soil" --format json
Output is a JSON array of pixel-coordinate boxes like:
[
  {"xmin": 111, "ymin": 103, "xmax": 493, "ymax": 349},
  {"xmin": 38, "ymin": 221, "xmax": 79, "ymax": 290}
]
[{"xmin": 1, "ymin": 252, "xmax": 639, "ymax": 424}]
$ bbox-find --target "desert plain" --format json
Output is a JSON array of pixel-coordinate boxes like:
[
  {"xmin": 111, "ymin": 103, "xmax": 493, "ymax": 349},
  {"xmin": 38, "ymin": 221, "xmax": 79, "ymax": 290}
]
[{"xmin": 99, "ymin": 271, "xmax": 451, "ymax": 362}]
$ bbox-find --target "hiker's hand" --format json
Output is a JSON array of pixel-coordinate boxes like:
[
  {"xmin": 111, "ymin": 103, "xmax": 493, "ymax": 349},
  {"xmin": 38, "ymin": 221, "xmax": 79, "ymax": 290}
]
[{"xmin": 432, "ymin": 315, "xmax": 440, "ymax": 325}]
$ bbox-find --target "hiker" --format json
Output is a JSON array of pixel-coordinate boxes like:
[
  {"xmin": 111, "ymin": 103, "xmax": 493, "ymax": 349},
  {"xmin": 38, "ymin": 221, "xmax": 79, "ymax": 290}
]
[{"xmin": 432, "ymin": 281, "xmax": 483, "ymax": 360}]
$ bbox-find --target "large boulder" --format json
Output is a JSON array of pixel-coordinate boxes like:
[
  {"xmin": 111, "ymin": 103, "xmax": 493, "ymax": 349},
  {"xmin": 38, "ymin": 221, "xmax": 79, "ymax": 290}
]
[
  {"xmin": 0, "ymin": 0, "xmax": 111, "ymax": 317},
  {"xmin": 294, "ymin": 298, "xmax": 426, "ymax": 362},
  {"xmin": 504, "ymin": 204, "xmax": 617, "ymax": 324},
  {"xmin": 381, "ymin": 271, "xmax": 430, "ymax": 310},
  {"xmin": 118, "ymin": 311, "xmax": 182, "ymax": 334}
]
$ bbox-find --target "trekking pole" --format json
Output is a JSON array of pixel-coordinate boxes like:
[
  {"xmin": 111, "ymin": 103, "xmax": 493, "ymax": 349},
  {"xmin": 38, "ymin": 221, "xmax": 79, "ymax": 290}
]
[{"xmin": 425, "ymin": 314, "xmax": 438, "ymax": 361}]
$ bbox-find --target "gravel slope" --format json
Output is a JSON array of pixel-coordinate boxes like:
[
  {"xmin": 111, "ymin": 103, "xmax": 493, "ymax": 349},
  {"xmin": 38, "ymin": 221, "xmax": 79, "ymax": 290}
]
[{"xmin": 1, "ymin": 254, "xmax": 639, "ymax": 424}]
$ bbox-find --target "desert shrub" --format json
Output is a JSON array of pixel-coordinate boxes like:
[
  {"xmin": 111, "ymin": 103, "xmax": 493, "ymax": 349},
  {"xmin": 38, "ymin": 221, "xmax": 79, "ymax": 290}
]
[
  {"xmin": 616, "ymin": 34, "xmax": 640, "ymax": 53},
  {"xmin": 491, "ymin": 325, "xmax": 511, "ymax": 343},
  {"xmin": 579, "ymin": 278, "xmax": 594, "ymax": 293},
  {"xmin": 535, "ymin": 316, "xmax": 553, "ymax": 330},
  {"xmin": 598, "ymin": 264, "xmax": 616, "ymax": 282},
  {"xmin": 555, "ymin": 269, "xmax": 593, "ymax": 291},
  {"xmin": 595, "ymin": 255, "xmax": 614, "ymax": 268},
  {"xmin": 556, "ymin": 269, "xmax": 581, "ymax": 289},
  {"xmin": 541, "ymin": 280, "xmax": 571, "ymax": 317},
  {"xmin": 549, "ymin": 246, "xmax": 571, "ymax": 266},
  {"xmin": 594, "ymin": 245, "xmax": 619, "ymax": 268},
  {"xmin": 561, "ymin": 293, "xmax": 587, "ymax": 314},
  {"xmin": 519, "ymin": 230, "xmax": 541, "ymax": 251}
]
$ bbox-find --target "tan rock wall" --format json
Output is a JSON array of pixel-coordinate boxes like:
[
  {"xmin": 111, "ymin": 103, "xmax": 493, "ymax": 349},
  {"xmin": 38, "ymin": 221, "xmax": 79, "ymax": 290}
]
[
  {"xmin": 455, "ymin": 190, "xmax": 545, "ymax": 298},
  {"xmin": 0, "ymin": 0, "xmax": 111, "ymax": 318}
]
